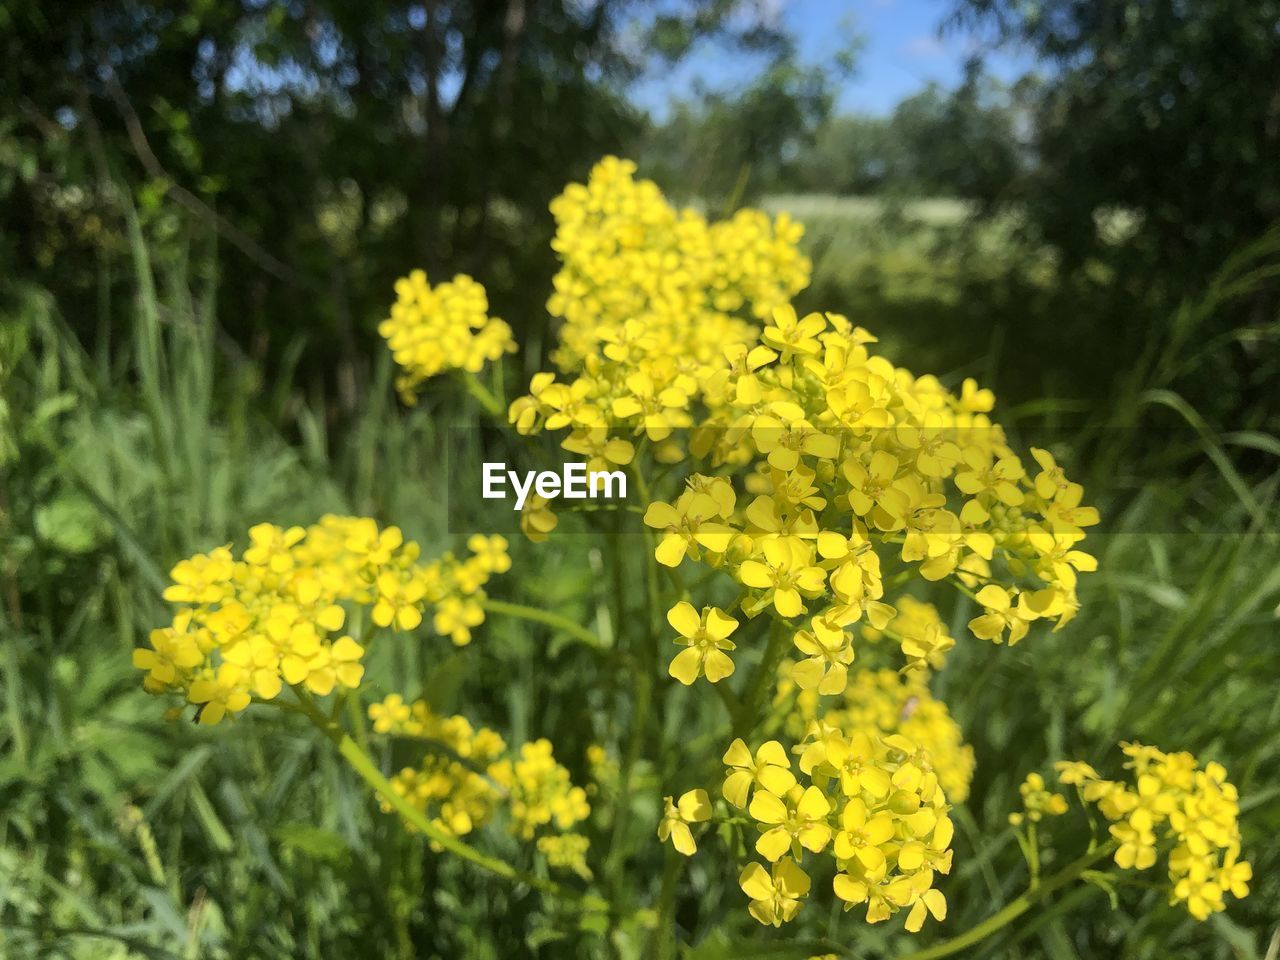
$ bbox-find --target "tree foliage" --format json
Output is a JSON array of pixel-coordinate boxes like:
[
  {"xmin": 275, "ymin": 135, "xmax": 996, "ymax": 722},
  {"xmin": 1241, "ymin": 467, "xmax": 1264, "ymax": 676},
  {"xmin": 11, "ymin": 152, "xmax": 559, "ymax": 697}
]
[{"xmin": 0, "ymin": 0, "xmax": 779, "ymax": 401}]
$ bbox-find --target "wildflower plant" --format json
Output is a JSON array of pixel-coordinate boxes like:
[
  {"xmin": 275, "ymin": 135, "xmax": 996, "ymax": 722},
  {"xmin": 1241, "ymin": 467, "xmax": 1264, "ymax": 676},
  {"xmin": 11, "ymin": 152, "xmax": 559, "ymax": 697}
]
[{"xmin": 134, "ymin": 157, "xmax": 1252, "ymax": 955}]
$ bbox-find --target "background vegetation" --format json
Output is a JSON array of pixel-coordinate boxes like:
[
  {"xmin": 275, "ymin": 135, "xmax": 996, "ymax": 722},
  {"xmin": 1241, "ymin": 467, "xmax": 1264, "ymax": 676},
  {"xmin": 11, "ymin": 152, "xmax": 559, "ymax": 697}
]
[{"xmin": 1, "ymin": 0, "xmax": 1277, "ymax": 957}]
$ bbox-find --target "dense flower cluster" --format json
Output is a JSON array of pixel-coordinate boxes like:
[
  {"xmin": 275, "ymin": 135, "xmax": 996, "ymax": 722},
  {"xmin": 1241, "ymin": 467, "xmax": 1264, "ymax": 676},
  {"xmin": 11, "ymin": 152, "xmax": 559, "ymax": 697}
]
[
  {"xmin": 814, "ymin": 668, "xmax": 976, "ymax": 805},
  {"xmin": 509, "ymin": 167, "xmax": 1095, "ymax": 692},
  {"xmin": 134, "ymin": 520, "xmax": 510, "ymax": 721},
  {"xmin": 542, "ymin": 155, "xmax": 809, "ymax": 376},
  {"xmin": 379, "ymin": 268, "xmax": 515, "ymax": 402},
  {"xmin": 1053, "ymin": 743, "xmax": 1251, "ymax": 921},
  {"xmin": 860, "ymin": 595, "xmax": 956, "ymax": 674},
  {"xmin": 370, "ymin": 694, "xmax": 592, "ymax": 876},
  {"xmin": 709, "ymin": 729, "xmax": 954, "ymax": 931},
  {"xmin": 772, "ymin": 666, "xmax": 975, "ymax": 806},
  {"xmin": 495, "ymin": 159, "xmax": 1082, "ymax": 932}
]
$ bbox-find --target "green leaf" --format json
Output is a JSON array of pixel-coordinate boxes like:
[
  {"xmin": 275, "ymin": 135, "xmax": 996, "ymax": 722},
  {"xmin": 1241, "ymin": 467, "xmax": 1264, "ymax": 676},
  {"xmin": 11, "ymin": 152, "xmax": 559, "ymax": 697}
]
[{"xmin": 33, "ymin": 492, "xmax": 108, "ymax": 554}]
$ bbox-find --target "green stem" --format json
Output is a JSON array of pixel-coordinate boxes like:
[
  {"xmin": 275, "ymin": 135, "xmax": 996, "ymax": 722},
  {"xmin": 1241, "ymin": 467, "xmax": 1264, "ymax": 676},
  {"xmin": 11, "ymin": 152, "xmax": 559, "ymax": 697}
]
[
  {"xmin": 481, "ymin": 597, "xmax": 604, "ymax": 649},
  {"xmin": 1027, "ymin": 823, "xmax": 1041, "ymax": 887},
  {"xmin": 733, "ymin": 619, "xmax": 789, "ymax": 739},
  {"xmin": 460, "ymin": 372, "xmax": 505, "ymax": 417},
  {"xmin": 288, "ymin": 687, "xmax": 612, "ymax": 913},
  {"xmin": 606, "ymin": 463, "xmax": 662, "ymax": 900},
  {"xmin": 893, "ymin": 842, "xmax": 1117, "ymax": 960},
  {"xmin": 655, "ymin": 847, "xmax": 684, "ymax": 960},
  {"xmin": 947, "ymin": 577, "xmax": 982, "ymax": 604},
  {"xmin": 712, "ymin": 678, "xmax": 741, "ymax": 718}
]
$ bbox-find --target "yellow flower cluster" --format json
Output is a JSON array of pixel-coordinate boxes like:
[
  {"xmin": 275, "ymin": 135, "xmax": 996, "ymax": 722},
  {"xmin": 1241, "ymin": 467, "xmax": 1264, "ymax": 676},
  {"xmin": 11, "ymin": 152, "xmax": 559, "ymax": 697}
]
[
  {"xmin": 717, "ymin": 729, "xmax": 954, "ymax": 932},
  {"xmin": 490, "ymin": 739, "xmax": 593, "ymax": 840},
  {"xmin": 1054, "ymin": 743, "xmax": 1251, "ymax": 920},
  {"xmin": 378, "ymin": 268, "xmax": 515, "ymax": 402},
  {"xmin": 365, "ymin": 158, "xmax": 1122, "ymax": 936},
  {"xmin": 822, "ymin": 668, "xmax": 975, "ymax": 805},
  {"xmin": 371, "ymin": 694, "xmax": 592, "ymax": 876},
  {"xmin": 135, "ymin": 521, "xmax": 510, "ymax": 722},
  {"xmin": 508, "ymin": 156, "xmax": 809, "ymax": 461},
  {"xmin": 543, "ymin": 155, "xmax": 809, "ymax": 375},
  {"xmin": 1008, "ymin": 772, "xmax": 1068, "ymax": 825},
  {"xmin": 861, "ymin": 596, "xmax": 956, "ymax": 673},
  {"xmin": 508, "ymin": 163, "xmax": 1097, "ymax": 681}
]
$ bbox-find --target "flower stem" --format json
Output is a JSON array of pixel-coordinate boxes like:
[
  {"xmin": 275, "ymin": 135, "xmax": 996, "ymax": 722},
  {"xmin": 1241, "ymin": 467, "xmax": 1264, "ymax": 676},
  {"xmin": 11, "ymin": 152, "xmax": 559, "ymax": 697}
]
[
  {"xmin": 892, "ymin": 841, "xmax": 1117, "ymax": 960},
  {"xmin": 480, "ymin": 597, "xmax": 605, "ymax": 649},
  {"xmin": 460, "ymin": 372, "xmax": 505, "ymax": 417},
  {"xmin": 655, "ymin": 846, "xmax": 684, "ymax": 960},
  {"xmin": 288, "ymin": 687, "xmax": 613, "ymax": 913},
  {"xmin": 733, "ymin": 618, "xmax": 789, "ymax": 739}
]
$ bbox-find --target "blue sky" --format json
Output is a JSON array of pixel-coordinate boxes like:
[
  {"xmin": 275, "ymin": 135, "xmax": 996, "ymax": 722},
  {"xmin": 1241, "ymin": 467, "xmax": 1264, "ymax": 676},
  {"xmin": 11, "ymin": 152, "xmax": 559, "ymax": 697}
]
[{"xmin": 630, "ymin": 0, "xmax": 1037, "ymax": 117}]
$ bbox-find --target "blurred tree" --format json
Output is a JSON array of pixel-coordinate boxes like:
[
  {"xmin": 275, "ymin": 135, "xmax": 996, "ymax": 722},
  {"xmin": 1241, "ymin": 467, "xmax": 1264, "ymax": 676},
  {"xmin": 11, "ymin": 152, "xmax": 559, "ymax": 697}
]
[
  {"xmin": 639, "ymin": 33, "xmax": 858, "ymax": 203},
  {"xmin": 794, "ymin": 75, "xmax": 1023, "ymax": 199},
  {"xmin": 0, "ymin": 0, "xmax": 782, "ymax": 408},
  {"xmin": 652, "ymin": 67, "xmax": 1022, "ymax": 202},
  {"xmin": 950, "ymin": 0, "xmax": 1280, "ymax": 425},
  {"xmin": 792, "ymin": 113, "xmax": 894, "ymax": 194},
  {"xmin": 954, "ymin": 0, "xmax": 1280, "ymax": 275}
]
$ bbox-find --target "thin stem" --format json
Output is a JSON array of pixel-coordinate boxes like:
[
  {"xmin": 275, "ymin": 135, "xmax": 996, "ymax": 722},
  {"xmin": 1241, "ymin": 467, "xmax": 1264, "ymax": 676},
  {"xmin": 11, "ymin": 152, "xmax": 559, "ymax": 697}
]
[
  {"xmin": 893, "ymin": 841, "xmax": 1117, "ymax": 960},
  {"xmin": 712, "ymin": 678, "xmax": 741, "ymax": 718},
  {"xmin": 947, "ymin": 578, "xmax": 982, "ymax": 604},
  {"xmin": 1027, "ymin": 823, "xmax": 1041, "ymax": 887},
  {"xmin": 607, "ymin": 455, "xmax": 662, "ymax": 899},
  {"xmin": 460, "ymin": 372, "xmax": 504, "ymax": 417},
  {"xmin": 481, "ymin": 597, "xmax": 604, "ymax": 649},
  {"xmin": 733, "ymin": 619, "xmax": 789, "ymax": 739},
  {"xmin": 655, "ymin": 847, "xmax": 684, "ymax": 960},
  {"xmin": 288, "ymin": 686, "xmax": 614, "ymax": 914}
]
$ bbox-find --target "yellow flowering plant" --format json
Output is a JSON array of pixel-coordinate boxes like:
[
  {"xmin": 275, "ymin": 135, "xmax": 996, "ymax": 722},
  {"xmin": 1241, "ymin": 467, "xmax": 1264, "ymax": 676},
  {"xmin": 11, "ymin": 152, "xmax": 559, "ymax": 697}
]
[{"xmin": 132, "ymin": 157, "xmax": 1252, "ymax": 956}]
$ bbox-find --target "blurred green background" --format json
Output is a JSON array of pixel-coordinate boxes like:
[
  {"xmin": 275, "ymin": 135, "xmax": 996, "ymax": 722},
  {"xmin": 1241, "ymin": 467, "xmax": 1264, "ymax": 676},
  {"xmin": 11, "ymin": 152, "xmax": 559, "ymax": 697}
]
[{"xmin": 1, "ymin": 1, "xmax": 1277, "ymax": 957}]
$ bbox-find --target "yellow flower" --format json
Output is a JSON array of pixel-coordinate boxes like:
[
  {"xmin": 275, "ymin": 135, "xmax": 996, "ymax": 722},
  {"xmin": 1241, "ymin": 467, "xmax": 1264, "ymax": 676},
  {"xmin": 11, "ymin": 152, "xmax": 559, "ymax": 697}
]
[
  {"xmin": 221, "ymin": 634, "xmax": 282, "ymax": 700},
  {"xmin": 610, "ymin": 371, "xmax": 690, "ymax": 441},
  {"xmin": 187, "ymin": 663, "xmax": 251, "ymax": 725},
  {"xmin": 751, "ymin": 402, "xmax": 839, "ymax": 472},
  {"xmin": 722, "ymin": 738, "xmax": 797, "ymax": 809},
  {"xmin": 740, "ymin": 858, "xmax": 811, "ymax": 926},
  {"xmin": 749, "ymin": 784, "xmax": 832, "ymax": 861},
  {"xmin": 967, "ymin": 585, "xmax": 1033, "ymax": 645},
  {"xmin": 163, "ymin": 547, "xmax": 233, "ymax": 604},
  {"xmin": 762, "ymin": 305, "xmax": 825, "ymax": 360},
  {"xmin": 833, "ymin": 796, "xmax": 895, "ymax": 872},
  {"xmin": 368, "ymin": 693, "xmax": 412, "ymax": 734},
  {"xmin": 295, "ymin": 636, "xmax": 365, "ymax": 696},
  {"xmin": 1054, "ymin": 759, "xmax": 1101, "ymax": 786},
  {"xmin": 738, "ymin": 539, "xmax": 826, "ymax": 618},
  {"xmin": 1008, "ymin": 772, "xmax": 1068, "ymax": 825},
  {"xmin": 790, "ymin": 620, "xmax": 855, "ymax": 695},
  {"xmin": 373, "ymin": 569, "xmax": 427, "ymax": 631},
  {"xmin": 657, "ymin": 789, "xmax": 711, "ymax": 855},
  {"xmin": 466, "ymin": 534, "xmax": 511, "ymax": 574},
  {"xmin": 520, "ymin": 494, "xmax": 558, "ymax": 543},
  {"xmin": 644, "ymin": 488, "xmax": 735, "ymax": 567},
  {"xmin": 903, "ymin": 888, "xmax": 948, "ymax": 933},
  {"xmin": 133, "ymin": 621, "xmax": 203, "ymax": 693},
  {"xmin": 666, "ymin": 602, "xmax": 738, "ymax": 685}
]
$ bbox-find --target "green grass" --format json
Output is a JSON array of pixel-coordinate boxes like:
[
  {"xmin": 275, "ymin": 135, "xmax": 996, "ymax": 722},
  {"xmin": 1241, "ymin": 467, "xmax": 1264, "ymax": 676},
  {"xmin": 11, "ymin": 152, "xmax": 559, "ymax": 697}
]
[{"xmin": 1, "ymin": 197, "xmax": 1277, "ymax": 959}]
